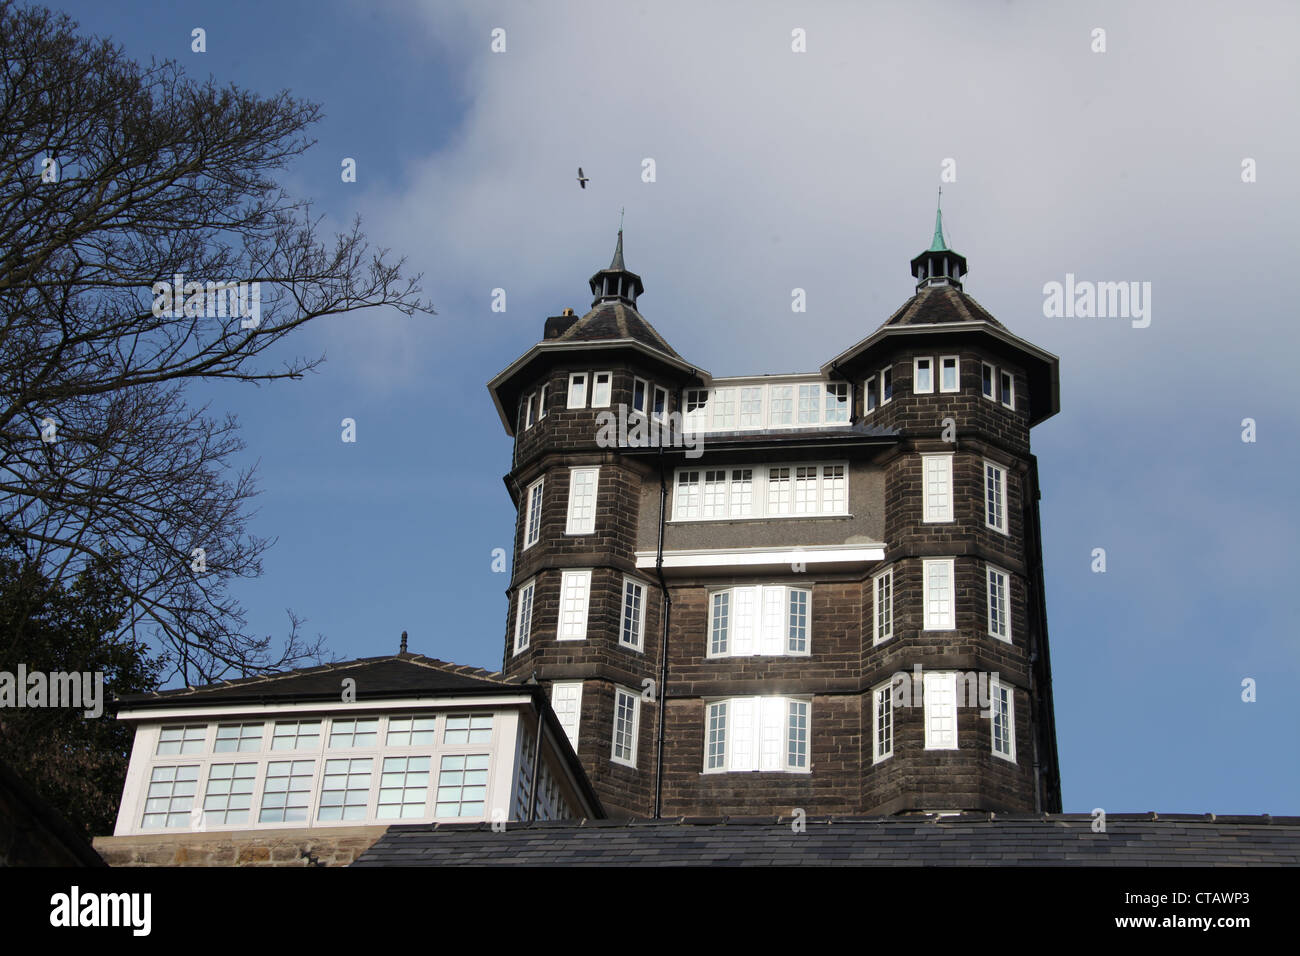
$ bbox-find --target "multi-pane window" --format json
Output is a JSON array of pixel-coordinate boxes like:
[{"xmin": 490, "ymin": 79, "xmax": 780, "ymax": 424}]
[
  {"xmin": 142, "ymin": 765, "xmax": 199, "ymax": 828},
  {"xmin": 329, "ymin": 718, "xmax": 378, "ymax": 749},
  {"xmin": 675, "ymin": 470, "xmax": 702, "ymax": 519},
  {"xmin": 157, "ymin": 725, "xmax": 206, "ymax": 755},
  {"xmin": 685, "ymin": 389, "xmax": 708, "ymax": 432},
  {"xmin": 632, "ymin": 377, "xmax": 648, "ymax": 415},
  {"xmin": 524, "ymin": 477, "xmax": 543, "ymax": 548},
  {"xmin": 271, "ymin": 720, "xmax": 321, "ymax": 751},
  {"xmin": 709, "ymin": 591, "xmax": 730, "ymax": 656},
  {"xmin": 940, "ymin": 356, "xmax": 960, "ymax": 392},
  {"xmin": 318, "ymin": 757, "xmax": 372, "ymax": 821},
  {"xmin": 865, "ymin": 375, "xmax": 878, "ymax": 413},
  {"xmin": 991, "ymin": 681, "xmax": 1015, "ymax": 761},
  {"xmin": 652, "ymin": 385, "xmax": 668, "ymax": 422},
  {"xmin": 551, "ymin": 682, "xmax": 583, "ymax": 748},
  {"xmin": 825, "ymin": 383, "xmax": 850, "ymax": 422},
  {"xmin": 514, "ymin": 579, "xmax": 535, "ymax": 654},
  {"xmin": 922, "ymin": 454, "xmax": 953, "ymax": 522},
  {"xmin": 987, "ymin": 565, "xmax": 1011, "ymax": 642},
  {"xmin": 621, "ymin": 578, "xmax": 647, "ymax": 650},
  {"xmin": 214, "ymin": 722, "xmax": 263, "ymax": 753},
  {"xmin": 201, "ymin": 762, "xmax": 256, "ymax": 825},
  {"xmin": 702, "ymin": 469, "xmax": 727, "ymax": 518},
  {"xmin": 923, "ymin": 558, "xmax": 955, "ymax": 630},
  {"xmin": 567, "ymin": 372, "xmax": 587, "ymax": 408},
  {"xmin": 707, "ymin": 585, "xmax": 811, "ymax": 657},
  {"xmin": 984, "ymin": 461, "xmax": 1007, "ymax": 533},
  {"xmin": 385, "ymin": 716, "xmax": 437, "ymax": 746},
  {"xmin": 706, "ymin": 700, "xmax": 727, "ymax": 770},
  {"xmin": 565, "ymin": 466, "xmax": 599, "ymax": 534},
  {"xmin": 436, "ymin": 754, "xmax": 490, "ymax": 817},
  {"xmin": 769, "ymin": 385, "xmax": 794, "ymax": 426},
  {"xmin": 924, "ymin": 671, "xmax": 959, "ymax": 750},
  {"xmin": 675, "ymin": 463, "xmax": 847, "ymax": 520},
  {"xmin": 999, "ymin": 370, "xmax": 1014, "ymax": 409},
  {"xmin": 914, "ymin": 356, "xmax": 934, "ymax": 393},
  {"xmin": 873, "ymin": 568, "xmax": 893, "ymax": 644},
  {"xmin": 797, "ymin": 384, "xmax": 820, "ymax": 424},
  {"xmin": 377, "ymin": 756, "xmax": 431, "ymax": 819},
  {"xmin": 713, "ymin": 388, "xmax": 736, "ymax": 429},
  {"xmin": 591, "ymin": 371, "xmax": 612, "ymax": 407},
  {"xmin": 702, "ymin": 697, "xmax": 810, "ymax": 772},
  {"xmin": 739, "ymin": 387, "xmax": 763, "ymax": 427},
  {"xmin": 612, "ymin": 688, "xmax": 640, "ymax": 767},
  {"xmin": 259, "ymin": 759, "xmax": 315, "ymax": 823},
  {"xmin": 445, "ymin": 714, "xmax": 493, "ymax": 744},
  {"xmin": 872, "ymin": 682, "xmax": 894, "ymax": 762},
  {"xmin": 557, "ymin": 569, "xmax": 591, "ymax": 640},
  {"xmin": 982, "ymin": 362, "xmax": 995, "ymax": 399}
]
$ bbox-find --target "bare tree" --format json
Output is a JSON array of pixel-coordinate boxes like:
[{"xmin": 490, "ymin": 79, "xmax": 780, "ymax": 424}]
[{"xmin": 0, "ymin": 2, "xmax": 432, "ymax": 683}]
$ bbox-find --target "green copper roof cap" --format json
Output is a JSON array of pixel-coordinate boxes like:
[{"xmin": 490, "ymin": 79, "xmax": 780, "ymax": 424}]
[{"xmin": 928, "ymin": 203, "xmax": 948, "ymax": 252}]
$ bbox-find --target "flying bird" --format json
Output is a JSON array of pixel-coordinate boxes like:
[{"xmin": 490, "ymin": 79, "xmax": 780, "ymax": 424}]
[{"xmin": 577, "ymin": 167, "xmax": 589, "ymax": 189}]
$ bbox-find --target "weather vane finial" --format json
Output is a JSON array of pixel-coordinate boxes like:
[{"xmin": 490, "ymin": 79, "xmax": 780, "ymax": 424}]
[{"xmin": 619, "ymin": 206, "xmax": 624, "ymax": 231}]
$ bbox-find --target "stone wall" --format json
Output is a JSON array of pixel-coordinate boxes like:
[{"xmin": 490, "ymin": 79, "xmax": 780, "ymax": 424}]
[{"xmin": 92, "ymin": 825, "xmax": 388, "ymax": 867}]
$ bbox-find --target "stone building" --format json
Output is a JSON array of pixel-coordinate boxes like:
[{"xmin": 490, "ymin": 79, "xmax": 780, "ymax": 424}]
[{"xmin": 486, "ymin": 209, "xmax": 1062, "ymax": 818}]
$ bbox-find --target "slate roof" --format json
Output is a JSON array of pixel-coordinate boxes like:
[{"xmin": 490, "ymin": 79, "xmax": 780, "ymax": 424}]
[
  {"xmin": 552, "ymin": 300, "xmax": 682, "ymax": 360},
  {"xmin": 880, "ymin": 283, "xmax": 1009, "ymax": 330},
  {"xmin": 353, "ymin": 813, "xmax": 1300, "ymax": 867},
  {"xmin": 112, "ymin": 654, "xmax": 514, "ymax": 710}
]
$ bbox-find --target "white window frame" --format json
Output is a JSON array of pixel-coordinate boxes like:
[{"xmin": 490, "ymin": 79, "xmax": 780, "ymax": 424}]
[
  {"xmin": 611, "ymin": 687, "xmax": 640, "ymax": 767},
  {"xmin": 523, "ymin": 477, "xmax": 544, "ymax": 549},
  {"xmin": 981, "ymin": 362, "xmax": 996, "ymax": 400},
  {"xmin": 557, "ymin": 569, "xmax": 592, "ymax": 640},
  {"xmin": 671, "ymin": 461, "xmax": 849, "ymax": 521},
  {"xmin": 923, "ymin": 671, "xmax": 959, "ymax": 750},
  {"xmin": 913, "ymin": 356, "xmax": 934, "ymax": 394},
  {"xmin": 923, "ymin": 558, "xmax": 955, "ymax": 630},
  {"xmin": 986, "ymin": 564, "xmax": 1011, "ymax": 643},
  {"xmin": 538, "ymin": 384, "xmax": 548, "ymax": 419},
  {"xmin": 705, "ymin": 585, "xmax": 811, "ymax": 658},
  {"xmin": 551, "ymin": 682, "xmax": 583, "ymax": 750},
  {"xmin": 513, "ymin": 579, "xmax": 535, "ymax": 654},
  {"xmin": 824, "ymin": 382, "xmax": 850, "ymax": 423},
  {"xmin": 880, "ymin": 366, "xmax": 893, "ymax": 405},
  {"xmin": 865, "ymin": 375, "xmax": 877, "ymax": 413},
  {"xmin": 999, "ymin": 369, "xmax": 1014, "ymax": 410},
  {"xmin": 565, "ymin": 466, "xmax": 599, "ymax": 535},
  {"xmin": 922, "ymin": 454, "xmax": 953, "ymax": 523},
  {"xmin": 984, "ymin": 460, "xmax": 1008, "ymax": 534},
  {"xmin": 652, "ymin": 385, "xmax": 669, "ymax": 423},
  {"xmin": 590, "ymin": 371, "xmax": 612, "ymax": 408},
  {"xmin": 991, "ymin": 678, "xmax": 1016, "ymax": 762},
  {"xmin": 620, "ymin": 576, "xmax": 648, "ymax": 652},
  {"xmin": 701, "ymin": 696, "xmax": 811, "ymax": 773},
  {"xmin": 567, "ymin": 372, "xmax": 588, "ymax": 409},
  {"xmin": 632, "ymin": 377, "xmax": 649, "ymax": 416},
  {"xmin": 939, "ymin": 355, "xmax": 960, "ymax": 393},
  {"xmin": 873, "ymin": 568, "xmax": 893, "ymax": 645},
  {"xmin": 523, "ymin": 393, "xmax": 536, "ymax": 430},
  {"xmin": 872, "ymin": 680, "xmax": 894, "ymax": 763}
]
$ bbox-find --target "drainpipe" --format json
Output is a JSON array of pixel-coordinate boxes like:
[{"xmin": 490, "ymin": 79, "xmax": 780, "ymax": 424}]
[{"xmin": 652, "ymin": 445, "xmax": 672, "ymax": 818}]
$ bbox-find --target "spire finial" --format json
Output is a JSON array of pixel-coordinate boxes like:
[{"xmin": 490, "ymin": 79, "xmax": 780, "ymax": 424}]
[
  {"xmin": 399, "ymin": 630, "xmax": 408, "ymax": 654},
  {"xmin": 929, "ymin": 187, "xmax": 948, "ymax": 252},
  {"xmin": 619, "ymin": 206, "xmax": 624, "ymax": 231}
]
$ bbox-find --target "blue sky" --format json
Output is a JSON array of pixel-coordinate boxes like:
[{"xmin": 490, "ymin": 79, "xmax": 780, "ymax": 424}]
[{"xmin": 47, "ymin": 0, "xmax": 1298, "ymax": 814}]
